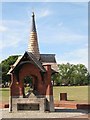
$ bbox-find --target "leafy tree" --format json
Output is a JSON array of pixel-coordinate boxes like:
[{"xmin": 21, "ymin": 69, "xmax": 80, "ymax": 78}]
[
  {"xmin": 0, "ymin": 64, "xmax": 2, "ymax": 84},
  {"xmin": 58, "ymin": 63, "xmax": 73, "ymax": 85},
  {"xmin": 71, "ymin": 64, "xmax": 89, "ymax": 85},
  {"xmin": 0, "ymin": 55, "xmax": 90, "ymax": 86},
  {"xmin": 52, "ymin": 73, "xmax": 61, "ymax": 86},
  {"xmin": 1, "ymin": 55, "xmax": 20, "ymax": 84},
  {"xmin": 53, "ymin": 63, "xmax": 90, "ymax": 86}
]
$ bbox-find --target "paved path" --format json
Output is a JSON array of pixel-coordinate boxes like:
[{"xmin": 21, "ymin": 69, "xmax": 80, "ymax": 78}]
[{"xmin": 0, "ymin": 108, "xmax": 88, "ymax": 119}]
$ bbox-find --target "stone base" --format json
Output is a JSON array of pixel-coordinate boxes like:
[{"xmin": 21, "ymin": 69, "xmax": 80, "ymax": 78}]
[
  {"xmin": 10, "ymin": 97, "xmax": 46, "ymax": 112},
  {"xmin": 2, "ymin": 108, "xmax": 88, "ymax": 119},
  {"xmin": 46, "ymin": 95, "xmax": 55, "ymax": 112}
]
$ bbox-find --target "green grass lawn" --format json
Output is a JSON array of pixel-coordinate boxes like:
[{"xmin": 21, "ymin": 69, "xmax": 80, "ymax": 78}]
[
  {"xmin": 0, "ymin": 86, "xmax": 88, "ymax": 103},
  {"xmin": 53, "ymin": 86, "xmax": 88, "ymax": 102},
  {"xmin": 0, "ymin": 88, "xmax": 10, "ymax": 103}
]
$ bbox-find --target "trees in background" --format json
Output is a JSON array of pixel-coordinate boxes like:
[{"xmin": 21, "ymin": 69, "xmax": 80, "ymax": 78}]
[
  {"xmin": 52, "ymin": 63, "xmax": 90, "ymax": 86},
  {"xmin": 0, "ymin": 56, "xmax": 90, "ymax": 86},
  {"xmin": 0, "ymin": 55, "xmax": 19, "ymax": 85}
]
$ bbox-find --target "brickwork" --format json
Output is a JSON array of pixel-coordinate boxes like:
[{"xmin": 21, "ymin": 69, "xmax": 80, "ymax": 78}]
[
  {"xmin": 10, "ymin": 63, "xmax": 44, "ymax": 97},
  {"xmin": 10, "ymin": 63, "xmax": 54, "ymax": 97},
  {"xmin": 9, "ymin": 12, "xmax": 55, "ymax": 112},
  {"xmin": 19, "ymin": 63, "xmax": 45, "ymax": 96},
  {"xmin": 9, "ymin": 62, "xmax": 54, "ymax": 112}
]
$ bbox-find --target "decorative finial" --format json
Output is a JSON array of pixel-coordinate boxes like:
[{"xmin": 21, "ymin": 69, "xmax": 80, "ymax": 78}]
[
  {"xmin": 31, "ymin": 7, "xmax": 34, "ymax": 16},
  {"xmin": 28, "ymin": 12, "xmax": 40, "ymax": 60},
  {"xmin": 32, "ymin": 12, "xmax": 34, "ymax": 16},
  {"xmin": 31, "ymin": 11, "xmax": 36, "ymax": 32},
  {"xmin": 32, "ymin": 11, "xmax": 34, "ymax": 17}
]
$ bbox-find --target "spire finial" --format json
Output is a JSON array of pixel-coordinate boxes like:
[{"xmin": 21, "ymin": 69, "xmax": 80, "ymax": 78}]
[
  {"xmin": 32, "ymin": 11, "xmax": 34, "ymax": 17},
  {"xmin": 28, "ymin": 12, "xmax": 40, "ymax": 60},
  {"xmin": 31, "ymin": 11, "xmax": 36, "ymax": 32},
  {"xmin": 31, "ymin": 7, "xmax": 34, "ymax": 16}
]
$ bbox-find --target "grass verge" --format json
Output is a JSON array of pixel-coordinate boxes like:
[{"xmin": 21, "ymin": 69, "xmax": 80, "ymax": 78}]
[{"xmin": 0, "ymin": 86, "xmax": 88, "ymax": 103}]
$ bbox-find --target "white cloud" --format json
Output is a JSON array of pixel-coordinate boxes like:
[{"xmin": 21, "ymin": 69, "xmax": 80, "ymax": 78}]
[
  {"xmin": 0, "ymin": 20, "xmax": 29, "ymax": 50},
  {"xmin": 2, "ymin": 20, "xmax": 26, "ymax": 26},
  {"xmin": 41, "ymin": 31, "xmax": 88, "ymax": 45},
  {"xmin": 27, "ymin": 8, "xmax": 52, "ymax": 20},
  {"xmin": 0, "ymin": 25, "xmax": 7, "ymax": 32},
  {"xmin": 56, "ymin": 47, "xmax": 88, "ymax": 68},
  {"xmin": 1, "ymin": 35, "xmax": 21, "ymax": 50},
  {"xmin": 39, "ymin": 9, "xmax": 51, "ymax": 18},
  {"xmin": 57, "ymin": 33, "xmax": 87, "ymax": 43}
]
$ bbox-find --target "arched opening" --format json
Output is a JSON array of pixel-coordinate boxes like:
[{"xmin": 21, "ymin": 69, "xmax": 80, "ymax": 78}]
[{"xmin": 23, "ymin": 75, "xmax": 38, "ymax": 98}]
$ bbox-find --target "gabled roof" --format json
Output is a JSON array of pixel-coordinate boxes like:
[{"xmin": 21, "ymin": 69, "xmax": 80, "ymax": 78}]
[
  {"xmin": 7, "ymin": 56, "xmax": 23, "ymax": 74},
  {"xmin": 40, "ymin": 54, "xmax": 59, "ymax": 73},
  {"xmin": 40, "ymin": 54, "xmax": 56, "ymax": 63},
  {"xmin": 27, "ymin": 52, "xmax": 46, "ymax": 72},
  {"xmin": 7, "ymin": 52, "xmax": 46, "ymax": 74}
]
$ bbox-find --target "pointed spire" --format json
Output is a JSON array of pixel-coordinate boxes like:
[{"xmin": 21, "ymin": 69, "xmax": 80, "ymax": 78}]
[
  {"xmin": 31, "ymin": 12, "xmax": 36, "ymax": 32},
  {"xmin": 28, "ymin": 12, "xmax": 40, "ymax": 60}
]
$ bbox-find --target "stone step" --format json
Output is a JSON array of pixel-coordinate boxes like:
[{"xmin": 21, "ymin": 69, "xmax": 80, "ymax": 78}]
[
  {"xmin": 0, "ymin": 101, "xmax": 90, "ymax": 110},
  {"xmin": 54, "ymin": 101, "xmax": 90, "ymax": 110}
]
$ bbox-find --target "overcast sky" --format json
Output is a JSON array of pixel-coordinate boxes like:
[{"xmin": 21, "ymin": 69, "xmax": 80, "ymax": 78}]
[{"xmin": 1, "ymin": 2, "xmax": 88, "ymax": 67}]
